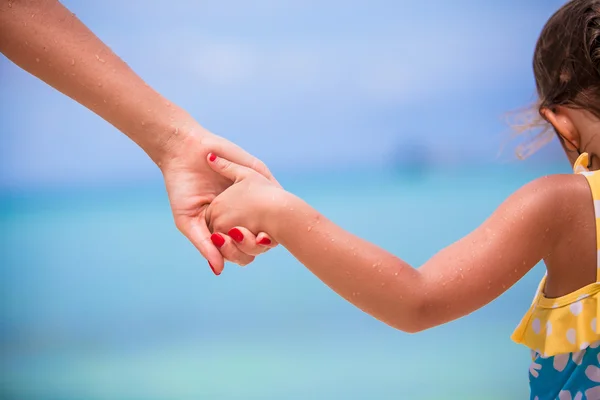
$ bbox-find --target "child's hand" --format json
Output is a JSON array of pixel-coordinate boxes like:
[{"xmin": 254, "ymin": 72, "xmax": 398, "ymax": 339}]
[{"xmin": 204, "ymin": 153, "xmax": 288, "ymax": 266}]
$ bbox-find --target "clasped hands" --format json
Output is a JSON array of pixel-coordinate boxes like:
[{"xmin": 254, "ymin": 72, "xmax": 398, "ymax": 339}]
[{"xmin": 160, "ymin": 126, "xmax": 287, "ymax": 275}]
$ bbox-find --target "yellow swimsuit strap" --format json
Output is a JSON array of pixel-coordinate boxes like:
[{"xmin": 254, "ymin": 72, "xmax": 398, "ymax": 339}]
[{"xmin": 574, "ymin": 152, "xmax": 600, "ymax": 282}]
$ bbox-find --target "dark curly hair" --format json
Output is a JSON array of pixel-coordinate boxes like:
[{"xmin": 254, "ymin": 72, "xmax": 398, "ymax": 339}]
[{"xmin": 515, "ymin": 0, "xmax": 600, "ymax": 158}]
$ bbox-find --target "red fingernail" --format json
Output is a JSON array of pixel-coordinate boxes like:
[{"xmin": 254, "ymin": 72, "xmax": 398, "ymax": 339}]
[
  {"xmin": 211, "ymin": 233, "xmax": 225, "ymax": 248},
  {"xmin": 259, "ymin": 237, "xmax": 272, "ymax": 245},
  {"xmin": 208, "ymin": 153, "xmax": 217, "ymax": 162},
  {"xmin": 228, "ymin": 228, "xmax": 244, "ymax": 242},
  {"xmin": 208, "ymin": 262, "xmax": 220, "ymax": 276}
]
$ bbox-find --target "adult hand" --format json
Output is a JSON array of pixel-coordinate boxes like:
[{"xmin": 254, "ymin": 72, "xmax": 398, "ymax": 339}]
[{"xmin": 161, "ymin": 124, "xmax": 278, "ymax": 275}]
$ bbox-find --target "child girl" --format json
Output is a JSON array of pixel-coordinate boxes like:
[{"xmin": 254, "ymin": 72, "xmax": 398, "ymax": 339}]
[{"xmin": 205, "ymin": 1, "xmax": 600, "ymax": 398}]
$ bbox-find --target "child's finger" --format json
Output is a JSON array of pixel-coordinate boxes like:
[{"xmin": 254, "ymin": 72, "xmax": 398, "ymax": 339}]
[
  {"xmin": 227, "ymin": 226, "xmax": 274, "ymax": 256},
  {"xmin": 210, "ymin": 232, "xmax": 255, "ymax": 267}
]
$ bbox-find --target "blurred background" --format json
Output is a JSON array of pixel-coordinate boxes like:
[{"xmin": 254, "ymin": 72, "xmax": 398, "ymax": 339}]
[{"xmin": 0, "ymin": 0, "xmax": 572, "ymax": 398}]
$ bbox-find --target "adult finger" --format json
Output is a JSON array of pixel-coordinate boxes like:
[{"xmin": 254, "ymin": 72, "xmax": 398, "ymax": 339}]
[
  {"xmin": 256, "ymin": 231, "xmax": 278, "ymax": 249},
  {"xmin": 226, "ymin": 226, "xmax": 277, "ymax": 256},
  {"xmin": 176, "ymin": 214, "xmax": 225, "ymax": 276},
  {"xmin": 210, "ymin": 232, "xmax": 255, "ymax": 267}
]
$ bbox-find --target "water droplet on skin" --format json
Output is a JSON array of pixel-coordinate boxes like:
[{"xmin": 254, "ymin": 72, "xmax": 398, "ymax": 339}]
[
  {"xmin": 394, "ymin": 272, "xmax": 398, "ymax": 276},
  {"xmin": 141, "ymin": 121, "xmax": 145, "ymax": 126},
  {"xmin": 8, "ymin": 2, "xmax": 12, "ymax": 8},
  {"xmin": 307, "ymin": 226, "xmax": 312, "ymax": 232},
  {"xmin": 97, "ymin": 82, "xmax": 103, "ymax": 87},
  {"xmin": 31, "ymin": 13, "xmax": 35, "ymax": 18},
  {"xmin": 165, "ymin": 101, "xmax": 171, "ymax": 107},
  {"xmin": 331, "ymin": 238, "xmax": 335, "ymax": 242},
  {"xmin": 95, "ymin": 54, "xmax": 106, "ymax": 63},
  {"xmin": 25, "ymin": 41, "xmax": 28, "ymax": 45},
  {"xmin": 173, "ymin": 127, "xmax": 179, "ymax": 135},
  {"xmin": 35, "ymin": 58, "xmax": 40, "ymax": 63},
  {"xmin": 380, "ymin": 282, "xmax": 386, "ymax": 287},
  {"xmin": 71, "ymin": 59, "xmax": 75, "ymax": 66}
]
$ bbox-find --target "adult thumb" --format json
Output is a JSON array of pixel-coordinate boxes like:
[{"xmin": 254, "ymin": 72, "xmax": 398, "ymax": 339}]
[{"xmin": 207, "ymin": 153, "xmax": 251, "ymax": 183}]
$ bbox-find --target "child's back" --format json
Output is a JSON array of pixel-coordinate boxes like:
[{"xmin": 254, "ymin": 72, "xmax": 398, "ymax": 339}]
[{"xmin": 513, "ymin": 154, "xmax": 600, "ymax": 398}]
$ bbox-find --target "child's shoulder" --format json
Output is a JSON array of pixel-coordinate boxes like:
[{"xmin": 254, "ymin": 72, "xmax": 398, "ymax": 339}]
[
  {"xmin": 507, "ymin": 173, "xmax": 592, "ymax": 225},
  {"xmin": 519, "ymin": 173, "xmax": 589, "ymax": 200}
]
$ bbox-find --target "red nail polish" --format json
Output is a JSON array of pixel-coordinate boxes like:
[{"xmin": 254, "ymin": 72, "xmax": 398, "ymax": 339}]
[
  {"xmin": 259, "ymin": 237, "xmax": 272, "ymax": 245},
  {"xmin": 209, "ymin": 262, "xmax": 220, "ymax": 276},
  {"xmin": 228, "ymin": 228, "xmax": 244, "ymax": 242},
  {"xmin": 208, "ymin": 153, "xmax": 217, "ymax": 162},
  {"xmin": 211, "ymin": 233, "xmax": 225, "ymax": 248}
]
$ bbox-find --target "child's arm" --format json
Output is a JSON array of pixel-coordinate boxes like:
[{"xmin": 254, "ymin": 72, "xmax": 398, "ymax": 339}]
[
  {"xmin": 206, "ymin": 156, "xmax": 588, "ymax": 332},
  {"xmin": 268, "ymin": 176, "xmax": 586, "ymax": 332}
]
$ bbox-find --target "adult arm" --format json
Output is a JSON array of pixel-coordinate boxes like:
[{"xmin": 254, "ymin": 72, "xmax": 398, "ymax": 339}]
[{"xmin": 0, "ymin": 0, "xmax": 277, "ymax": 273}]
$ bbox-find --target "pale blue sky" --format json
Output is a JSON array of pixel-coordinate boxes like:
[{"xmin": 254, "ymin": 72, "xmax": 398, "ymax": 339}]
[{"xmin": 0, "ymin": 0, "xmax": 567, "ymax": 189}]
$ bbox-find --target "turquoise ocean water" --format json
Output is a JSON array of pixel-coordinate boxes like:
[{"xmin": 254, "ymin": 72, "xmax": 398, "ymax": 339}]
[{"xmin": 0, "ymin": 163, "xmax": 571, "ymax": 399}]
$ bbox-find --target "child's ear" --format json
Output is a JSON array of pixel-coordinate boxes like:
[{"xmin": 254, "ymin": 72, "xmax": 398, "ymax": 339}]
[{"xmin": 541, "ymin": 106, "xmax": 580, "ymax": 151}]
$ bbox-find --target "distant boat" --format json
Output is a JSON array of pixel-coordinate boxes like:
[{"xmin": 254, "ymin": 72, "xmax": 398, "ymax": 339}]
[{"xmin": 390, "ymin": 141, "xmax": 431, "ymax": 178}]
